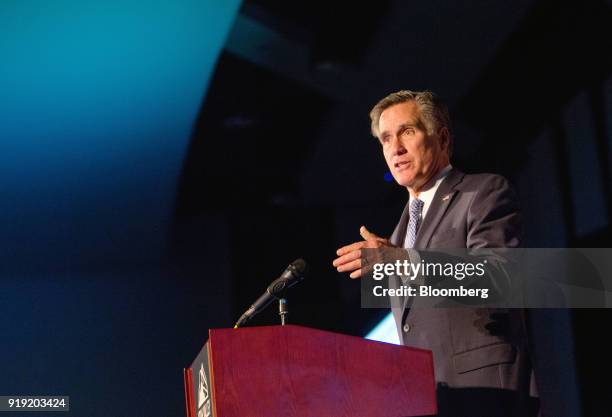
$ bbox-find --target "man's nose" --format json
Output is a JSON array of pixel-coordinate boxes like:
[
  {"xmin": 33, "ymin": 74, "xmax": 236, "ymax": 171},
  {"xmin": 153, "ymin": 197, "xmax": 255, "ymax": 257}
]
[{"xmin": 390, "ymin": 136, "xmax": 407, "ymax": 156}]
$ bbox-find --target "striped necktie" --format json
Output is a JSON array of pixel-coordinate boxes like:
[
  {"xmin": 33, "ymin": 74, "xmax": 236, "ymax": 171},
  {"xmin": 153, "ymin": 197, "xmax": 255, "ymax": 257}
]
[{"xmin": 405, "ymin": 198, "xmax": 424, "ymax": 248}]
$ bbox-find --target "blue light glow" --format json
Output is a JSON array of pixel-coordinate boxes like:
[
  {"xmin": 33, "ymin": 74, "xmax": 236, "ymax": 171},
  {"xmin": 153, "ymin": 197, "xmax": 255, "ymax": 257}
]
[
  {"xmin": 0, "ymin": 0, "xmax": 242, "ymax": 268},
  {"xmin": 365, "ymin": 312, "xmax": 400, "ymax": 344}
]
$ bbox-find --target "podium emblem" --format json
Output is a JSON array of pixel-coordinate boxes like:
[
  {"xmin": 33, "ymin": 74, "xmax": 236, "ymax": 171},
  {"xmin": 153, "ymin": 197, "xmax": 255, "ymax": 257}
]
[{"xmin": 197, "ymin": 362, "xmax": 211, "ymax": 417}]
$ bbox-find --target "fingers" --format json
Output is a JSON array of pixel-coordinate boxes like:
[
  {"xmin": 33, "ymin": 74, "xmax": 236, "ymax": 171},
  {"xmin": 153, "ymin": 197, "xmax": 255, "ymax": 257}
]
[
  {"xmin": 350, "ymin": 268, "xmax": 363, "ymax": 279},
  {"xmin": 336, "ymin": 227, "xmax": 387, "ymax": 257},
  {"xmin": 336, "ymin": 257, "xmax": 371, "ymax": 279},
  {"xmin": 360, "ymin": 226, "xmax": 391, "ymax": 248},
  {"xmin": 333, "ymin": 243, "xmax": 385, "ymax": 279},
  {"xmin": 359, "ymin": 225, "xmax": 379, "ymax": 241},
  {"xmin": 348, "ymin": 255, "xmax": 378, "ymax": 279},
  {"xmin": 336, "ymin": 240, "xmax": 368, "ymax": 257},
  {"xmin": 334, "ymin": 239, "xmax": 386, "ymax": 267},
  {"xmin": 334, "ymin": 226, "xmax": 394, "ymax": 279},
  {"xmin": 333, "ymin": 243, "xmax": 367, "ymax": 278},
  {"xmin": 332, "ymin": 249, "xmax": 361, "ymax": 269},
  {"xmin": 338, "ymin": 258, "xmax": 361, "ymax": 277}
]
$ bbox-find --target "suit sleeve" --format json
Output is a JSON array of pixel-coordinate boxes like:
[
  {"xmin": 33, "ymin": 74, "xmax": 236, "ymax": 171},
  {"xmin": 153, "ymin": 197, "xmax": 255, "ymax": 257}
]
[{"xmin": 466, "ymin": 174, "xmax": 522, "ymax": 249}]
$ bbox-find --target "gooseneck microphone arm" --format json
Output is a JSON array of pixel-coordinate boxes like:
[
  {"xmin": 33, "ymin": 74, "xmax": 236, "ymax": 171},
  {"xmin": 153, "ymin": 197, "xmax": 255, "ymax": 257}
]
[{"xmin": 234, "ymin": 259, "xmax": 308, "ymax": 328}]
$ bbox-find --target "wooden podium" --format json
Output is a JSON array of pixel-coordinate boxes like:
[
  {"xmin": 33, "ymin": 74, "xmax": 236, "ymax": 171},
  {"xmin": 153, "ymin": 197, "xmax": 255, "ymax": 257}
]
[{"xmin": 184, "ymin": 325, "xmax": 436, "ymax": 417}]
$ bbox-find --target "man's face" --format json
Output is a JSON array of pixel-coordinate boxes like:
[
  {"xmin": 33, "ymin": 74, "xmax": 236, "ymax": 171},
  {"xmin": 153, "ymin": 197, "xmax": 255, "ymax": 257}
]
[{"xmin": 377, "ymin": 101, "xmax": 448, "ymax": 191}]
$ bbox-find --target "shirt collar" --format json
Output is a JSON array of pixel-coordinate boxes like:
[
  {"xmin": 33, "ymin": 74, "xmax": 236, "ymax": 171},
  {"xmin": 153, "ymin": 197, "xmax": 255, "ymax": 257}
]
[{"xmin": 409, "ymin": 165, "xmax": 452, "ymax": 219}]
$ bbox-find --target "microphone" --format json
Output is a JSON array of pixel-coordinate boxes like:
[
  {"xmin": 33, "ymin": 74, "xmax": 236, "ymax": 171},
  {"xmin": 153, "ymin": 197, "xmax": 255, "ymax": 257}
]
[{"xmin": 234, "ymin": 259, "xmax": 308, "ymax": 328}]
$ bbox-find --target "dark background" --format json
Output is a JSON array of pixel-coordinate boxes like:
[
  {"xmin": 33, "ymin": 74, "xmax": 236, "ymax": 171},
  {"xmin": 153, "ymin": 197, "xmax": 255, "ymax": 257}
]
[{"xmin": 1, "ymin": 1, "xmax": 611, "ymax": 416}]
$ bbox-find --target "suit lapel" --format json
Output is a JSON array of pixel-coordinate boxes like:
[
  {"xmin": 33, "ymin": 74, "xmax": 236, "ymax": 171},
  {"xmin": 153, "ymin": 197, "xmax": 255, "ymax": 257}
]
[
  {"xmin": 413, "ymin": 169, "xmax": 464, "ymax": 249},
  {"xmin": 400, "ymin": 169, "xmax": 465, "ymax": 321}
]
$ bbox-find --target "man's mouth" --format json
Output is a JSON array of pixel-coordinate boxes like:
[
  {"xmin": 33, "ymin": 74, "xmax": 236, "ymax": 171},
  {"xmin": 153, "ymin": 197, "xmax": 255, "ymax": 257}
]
[{"xmin": 395, "ymin": 161, "xmax": 411, "ymax": 171}]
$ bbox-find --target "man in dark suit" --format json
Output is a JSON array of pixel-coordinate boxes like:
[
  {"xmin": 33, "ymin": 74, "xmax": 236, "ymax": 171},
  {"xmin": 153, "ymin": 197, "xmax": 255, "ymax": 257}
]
[{"xmin": 333, "ymin": 90, "xmax": 537, "ymax": 416}]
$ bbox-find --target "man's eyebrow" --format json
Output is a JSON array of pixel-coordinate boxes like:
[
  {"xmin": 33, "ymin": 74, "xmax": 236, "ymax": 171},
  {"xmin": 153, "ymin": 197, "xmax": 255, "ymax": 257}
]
[
  {"xmin": 397, "ymin": 122, "xmax": 418, "ymax": 131},
  {"xmin": 379, "ymin": 121, "xmax": 420, "ymax": 139}
]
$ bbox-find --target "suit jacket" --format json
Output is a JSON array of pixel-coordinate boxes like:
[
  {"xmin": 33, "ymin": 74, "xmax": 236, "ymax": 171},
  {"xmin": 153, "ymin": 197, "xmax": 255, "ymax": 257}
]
[{"xmin": 388, "ymin": 169, "xmax": 536, "ymax": 415}]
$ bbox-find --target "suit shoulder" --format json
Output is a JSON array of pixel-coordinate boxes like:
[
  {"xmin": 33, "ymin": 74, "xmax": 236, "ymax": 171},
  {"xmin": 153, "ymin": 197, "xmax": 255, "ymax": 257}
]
[{"xmin": 457, "ymin": 172, "xmax": 514, "ymax": 193}]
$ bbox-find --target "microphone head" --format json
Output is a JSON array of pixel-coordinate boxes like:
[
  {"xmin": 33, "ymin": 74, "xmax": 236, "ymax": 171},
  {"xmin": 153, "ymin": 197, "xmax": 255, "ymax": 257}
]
[
  {"xmin": 290, "ymin": 258, "xmax": 308, "ymax": 275},
  {"xmin": 268, "ymin": 259, "xmax": 308, "ymax": 296}
]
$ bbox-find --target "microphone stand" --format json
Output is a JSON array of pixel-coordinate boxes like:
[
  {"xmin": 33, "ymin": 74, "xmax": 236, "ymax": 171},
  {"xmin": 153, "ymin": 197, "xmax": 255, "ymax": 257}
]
[{"xmin": 278, "ymin": 298, "xmax": 288, "ymax": 326}]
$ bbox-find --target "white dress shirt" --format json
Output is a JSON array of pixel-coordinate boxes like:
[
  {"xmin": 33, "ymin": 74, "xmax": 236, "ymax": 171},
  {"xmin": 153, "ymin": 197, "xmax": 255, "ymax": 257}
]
[{"xmin": 403, "ymin": 165, "xmax": 452, "ymax": 248}]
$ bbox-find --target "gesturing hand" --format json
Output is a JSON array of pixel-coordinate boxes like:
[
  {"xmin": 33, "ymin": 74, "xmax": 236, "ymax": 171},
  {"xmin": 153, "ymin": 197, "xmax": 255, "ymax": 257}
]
[{"xmin": 332, "ymin": 226, "xmax": 396, "ymax": 279}]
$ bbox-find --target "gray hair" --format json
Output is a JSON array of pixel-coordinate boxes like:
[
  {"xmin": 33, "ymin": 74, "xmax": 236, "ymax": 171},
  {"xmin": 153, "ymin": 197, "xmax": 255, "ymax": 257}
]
[{"xmin": 369, "ymin": 90, "xmax": 452, "ymax": 154}]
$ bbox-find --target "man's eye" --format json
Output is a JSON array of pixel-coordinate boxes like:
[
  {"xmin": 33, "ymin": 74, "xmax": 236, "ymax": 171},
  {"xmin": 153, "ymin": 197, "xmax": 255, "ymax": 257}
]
[{"xmin": 403, "ymin": 129, "xmax": 414, "ymax": 136}]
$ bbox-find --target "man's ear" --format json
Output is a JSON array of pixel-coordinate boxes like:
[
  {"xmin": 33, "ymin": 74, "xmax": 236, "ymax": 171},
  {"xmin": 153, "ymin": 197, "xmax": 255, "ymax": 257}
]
[{"xmin": 438, "ymin": 127, "xmax": 450, "ymax": 151}]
